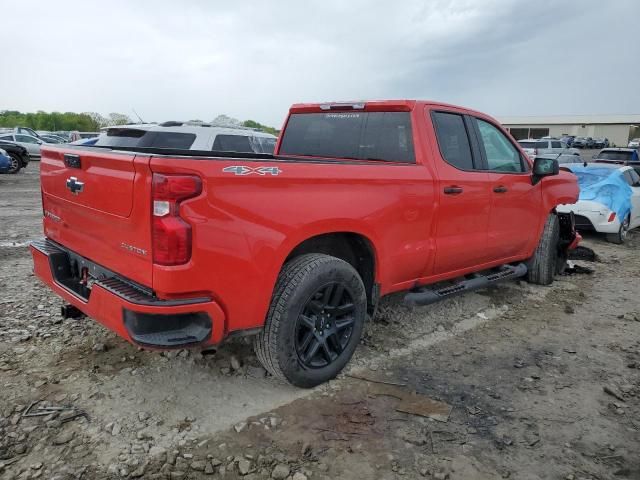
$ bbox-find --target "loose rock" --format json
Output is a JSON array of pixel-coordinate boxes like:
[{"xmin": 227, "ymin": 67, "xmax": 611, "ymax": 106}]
[
  {"xmin": 272, "ymin": 463, "xmax": 290, "ymax": 479},
  {"xmin": 238, "ymin": 458, "xmax": 252, "ymax": 475},
  {"xmin": 53, "ymin": 430, "xmax": 75, "ymax": 445}
]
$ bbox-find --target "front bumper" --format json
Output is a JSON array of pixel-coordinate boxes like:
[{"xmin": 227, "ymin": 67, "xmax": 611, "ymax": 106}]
[{"xmin": 30, "ymin": 239, "xmax": 226, "ymax": 348}]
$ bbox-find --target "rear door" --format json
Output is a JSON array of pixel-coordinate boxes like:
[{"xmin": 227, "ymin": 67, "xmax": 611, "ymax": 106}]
[
  {"xmin": 470, "ymin": 117, "xmax": 541, "ymax": 261},
  {"xmin": 428, "ymin": 109, "xmax": 491, "ymax": 276}
]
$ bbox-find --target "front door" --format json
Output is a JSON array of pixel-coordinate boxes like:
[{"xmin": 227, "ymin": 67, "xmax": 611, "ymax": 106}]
[
  {"xmin": 428, "ymin": 109, "xmax": 492, "ymax": 276},
  {"xmin": 471, "ymin": 117, "xmax": 541, "ymax": 261}
]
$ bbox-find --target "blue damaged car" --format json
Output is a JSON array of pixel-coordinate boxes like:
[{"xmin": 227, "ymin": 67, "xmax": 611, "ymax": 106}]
[{"xmin": 557, "ymin": 163, "xmax": 640, "ymax": 244}]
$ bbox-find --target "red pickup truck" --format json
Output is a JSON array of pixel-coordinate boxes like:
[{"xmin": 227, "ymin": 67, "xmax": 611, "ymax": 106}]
[{"xmin": 31, "ymin": 100, "xmax": 579, "ymax": 387}]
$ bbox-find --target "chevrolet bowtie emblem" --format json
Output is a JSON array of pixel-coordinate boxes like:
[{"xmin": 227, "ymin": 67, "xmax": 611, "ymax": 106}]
[{"xmin": 66, "ymin": 176, "xmax": 84, "ymax": 195}]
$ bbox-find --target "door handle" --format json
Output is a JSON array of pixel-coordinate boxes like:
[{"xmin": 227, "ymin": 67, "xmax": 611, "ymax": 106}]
[
  {"xmin": 493, "ymin": 186, "xmax": 508, "ymax": 193},
  {"xmin": 443, "ymin": 186, "xmax": 463, "ymax": 195}
]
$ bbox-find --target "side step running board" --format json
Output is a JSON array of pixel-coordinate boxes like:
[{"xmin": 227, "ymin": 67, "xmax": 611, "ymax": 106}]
[{"xmin": 404, "ymin": 263, "xmax": 528, "ymax": 307}]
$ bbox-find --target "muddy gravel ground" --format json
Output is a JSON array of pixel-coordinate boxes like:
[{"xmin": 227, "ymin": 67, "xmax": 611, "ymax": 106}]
[{"xmin": 1, "ymin": 167, "xmax": 639, "ymax": 480}]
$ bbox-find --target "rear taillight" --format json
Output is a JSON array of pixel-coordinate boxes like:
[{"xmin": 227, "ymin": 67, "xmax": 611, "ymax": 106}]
[
  {"xmin": 152, "ymin": 174, "xmax": 202, "ymax": 265},
  {"xmin": 607, "ymin": 212, "xmax": 616, "ymax": 223}
]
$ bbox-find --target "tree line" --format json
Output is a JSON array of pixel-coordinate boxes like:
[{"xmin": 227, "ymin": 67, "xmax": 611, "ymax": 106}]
[
  {"xmin": 0, "ymin": 111, "xmax": 132, "ymax": 132},
  {"xmin": 0, "ymin": 110, "xmax": 279, "ymax": 135}
]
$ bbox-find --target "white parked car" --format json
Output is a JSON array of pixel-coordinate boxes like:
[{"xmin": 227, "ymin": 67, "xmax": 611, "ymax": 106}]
[
  {"xmin": 628, "ymin": 138, "xmax": 640, "ymax": 148},
  {"xmin": 557, "ymin": 163, "xmax": 640, "ymax": 244},
  {"xmin": 94, "ymin": 123, "xmax": 278, "ymax": 154},
  {"xmin": 0, "ymin": 133, "xmax": 43, "ymax": 159},
  {"xmin": 518, "ymin": 138, "xmax": 579, "ymax": 160}
]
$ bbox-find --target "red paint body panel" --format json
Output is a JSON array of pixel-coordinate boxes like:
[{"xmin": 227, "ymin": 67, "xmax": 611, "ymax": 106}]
[{"xmin": 32, "ymin": 100, "xmax": 579, "ymax": 348}]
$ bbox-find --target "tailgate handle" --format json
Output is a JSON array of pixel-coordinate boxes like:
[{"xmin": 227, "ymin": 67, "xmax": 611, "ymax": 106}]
[{"xmin": 64, "ymin": 154, "xmax": 82, "ymax": 169}]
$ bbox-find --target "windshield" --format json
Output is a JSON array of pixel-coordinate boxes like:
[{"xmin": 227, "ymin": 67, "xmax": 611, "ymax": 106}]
[
  {"xmin": 595, "ymin": 151, "xmax": 635, "ymax": 161},
  {"xmin": 518, "ymin": 141, "xmax": 547, "ymax": 149},
  {"xmin": 571, "ymin": 168, "xmax": 615, "ymax": 188}
]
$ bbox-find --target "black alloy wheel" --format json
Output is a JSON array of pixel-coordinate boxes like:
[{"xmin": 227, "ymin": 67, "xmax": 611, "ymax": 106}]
[{"xmin": 295, "ymin": 282, "xmax": 355, "ymax": 368}]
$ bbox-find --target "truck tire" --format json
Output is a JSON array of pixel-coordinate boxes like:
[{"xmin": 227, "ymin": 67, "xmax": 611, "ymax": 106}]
[
  {"xmin": 526, "ymin": 213, "xmax": 560, "ymax": 286},
  {"xmin": 606, "ymin": 214, "xmax": 630, "ymax": 244},
  {"xmin": 254, "ymin": 253, "xmax": 367, "ymax": 388}
]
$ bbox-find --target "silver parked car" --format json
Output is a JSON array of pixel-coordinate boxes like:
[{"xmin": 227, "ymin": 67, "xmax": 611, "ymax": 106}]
[
  {"xmin": 518, "ymin": 138, "xmax": 580, "ymax": 160},
  {"xmin": 536, "ymin": 153, "xmax": 584, "ymax": 165},
  {"xmin": 0, "ymin": 133, "xmax": 43, "ymax": 159},
  {"xmin": 95, "ymin": 123, "xmax": 278, "ymax": 154}
]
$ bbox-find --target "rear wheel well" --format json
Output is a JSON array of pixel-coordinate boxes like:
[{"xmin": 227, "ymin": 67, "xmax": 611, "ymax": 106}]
[{"xmin": 285, "ymin": 233, "xmax": 378, "ymax": 314}]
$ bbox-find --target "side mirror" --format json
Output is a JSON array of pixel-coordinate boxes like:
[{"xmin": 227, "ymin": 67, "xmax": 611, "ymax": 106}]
[{"xmin": 532, "ymin": 157, "xmax": 559, "ymax": 185}]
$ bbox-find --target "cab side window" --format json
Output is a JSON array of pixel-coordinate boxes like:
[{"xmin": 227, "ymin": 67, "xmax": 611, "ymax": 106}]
[
  {"xmin": 432, "ymin": 112, "xmax": 475, "ymax": 170},
  {"xmin": 475, "ymin": 119, "xmax": 525, "ymax": 173}
]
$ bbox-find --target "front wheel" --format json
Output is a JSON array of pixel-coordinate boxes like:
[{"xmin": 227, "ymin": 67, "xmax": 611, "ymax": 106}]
[
  {"xmin": 254, "ymin": 254, "xmax": 367, "ymax": 388},
  {"xmin": 606, "ymin": 215, "xmax": 630, "ymax": 244},
  {"xmin": 526, "ymin": 213, "xmax": 560, "ymax": 285}
]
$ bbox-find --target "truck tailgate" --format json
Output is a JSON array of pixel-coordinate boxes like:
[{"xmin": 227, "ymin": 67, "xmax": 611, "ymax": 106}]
[{"xmin": 40, "ymin": 146, "xmax": 154, "ymax": 287}]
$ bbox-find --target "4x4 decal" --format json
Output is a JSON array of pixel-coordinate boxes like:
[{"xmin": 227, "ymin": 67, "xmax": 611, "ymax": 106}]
[{"xmin": 223, "ymin": 166, "xmax": 282, "ymax": 176}]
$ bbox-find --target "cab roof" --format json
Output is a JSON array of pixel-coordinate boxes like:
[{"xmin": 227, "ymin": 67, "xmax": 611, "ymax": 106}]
[{"xmin": 288, "ymin": 100, "xmax": 491, "ymax": 118}]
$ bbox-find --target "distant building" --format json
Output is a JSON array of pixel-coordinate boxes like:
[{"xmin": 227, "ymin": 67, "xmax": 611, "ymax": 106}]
[{"xmin": 498, "ymin": 114, "xmax": 640, "ymax": 147}]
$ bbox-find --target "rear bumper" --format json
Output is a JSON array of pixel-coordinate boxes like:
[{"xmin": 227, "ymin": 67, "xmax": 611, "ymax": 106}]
[
  {"xmin": 30, "ymin": 239, "xmax": 226, "ymax": 348},
  {"xmin": 557, "ymin": 202, "xmax": 621, "ymax": 234}
]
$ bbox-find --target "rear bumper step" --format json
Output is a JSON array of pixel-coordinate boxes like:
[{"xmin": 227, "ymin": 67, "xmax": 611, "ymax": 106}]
[
  {"xmin": 404, "ymin": 263, "xmax": 528, "ymax": 307},
  {"xmin": 30, "ymin": 238, "xmax": 225, "ymax": 348},
  {"xmin": 31, "ymin": 239, "xmax": 209, "ymax": 306}
]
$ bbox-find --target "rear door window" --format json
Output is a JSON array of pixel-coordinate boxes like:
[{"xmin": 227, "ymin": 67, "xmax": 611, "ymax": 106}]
[
  {"xmin": 474, "ymin": 118, "xmax": 526, "ymax": 173},
  {"xmin": 431, "ymin": 112, "xmax": 475, "ymax": 170},
  {"xmin": 250, "ymin": 136, "xmax": 276, "ymax": 154},
  {"xmin": 279, "ymin": 112, "xmax": 415, "ymax": 163},
  {"xmin": 147, "ymin": 132, "xmax": 195, "ymax": 149},
  {"xmin": 551, "ymin": 141, "xmax": 562, "ymax": 148},
  {"xmin": 212, "ymin": 134, "xmax": 253, "ymax": 153}
]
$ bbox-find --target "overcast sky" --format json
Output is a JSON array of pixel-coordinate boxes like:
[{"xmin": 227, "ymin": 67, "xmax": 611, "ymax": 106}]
[{"xmin": 1, "ymin": 0, "xmax": 638, "ymax": 127}]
